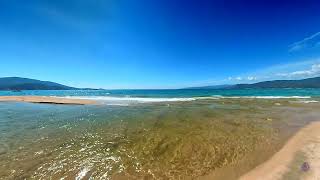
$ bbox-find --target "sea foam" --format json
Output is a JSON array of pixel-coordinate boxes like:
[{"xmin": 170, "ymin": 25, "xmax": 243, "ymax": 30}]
[
  {"xmin": 221, "ymin": 96, "xmax": 311, "ymax": 99},
  {"xmin": 61, "ymin": 96, "xmax": 196, "ymax": 103},
  {"xmin": 57, "ymin": 95, "xmax": 312, "ymax": 105}
]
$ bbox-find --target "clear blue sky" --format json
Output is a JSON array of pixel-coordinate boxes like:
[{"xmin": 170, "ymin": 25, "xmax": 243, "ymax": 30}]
[{"xmin": 1, "ymin": 0, "xmax": 320, "ymax": 89}]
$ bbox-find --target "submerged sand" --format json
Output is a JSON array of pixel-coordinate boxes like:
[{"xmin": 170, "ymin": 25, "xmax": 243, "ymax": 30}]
[
  {"xmin": 0, "ymin": 97, "xmax": 319, "ymax": 179},
  {"xmin": 240, "ymin": 121, "xmax": 320, "ymax": 180},
  {"xmin": 0, "ymin": 96, "xmax": 97, "ymax": 105}
]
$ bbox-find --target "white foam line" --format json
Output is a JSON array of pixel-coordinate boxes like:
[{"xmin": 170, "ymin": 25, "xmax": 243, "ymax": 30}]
[
  {"xmin": 291, "ymin": 100, "xmax": 319, "ymax": 104},
  {"xmin": 58, "ymin": 96, "xmax": 196, "ymax": 103},
  {"xmin": 105, "ymin": 103, "xmax": 130, "ymax": 106},
  {"xmin": 53, "ymin": 95, "xmax": 312, "ymax": 104},
  {"xmin": 221, "ymin": 96, "xmax": 311, "ymax": 99}
]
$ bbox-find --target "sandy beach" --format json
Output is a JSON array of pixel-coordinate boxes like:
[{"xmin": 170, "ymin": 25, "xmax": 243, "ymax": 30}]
[
  {"xmin": 240, "ymin": 121, "xmax": 320, "ymax": 180},
  {"xmin": 0, "ymin": 96, "xmax": 97, "ymax": 105}
]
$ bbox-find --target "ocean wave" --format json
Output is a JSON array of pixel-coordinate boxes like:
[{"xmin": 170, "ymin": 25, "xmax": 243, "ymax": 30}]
[
  {"xmin": 221, "ymin": 96, "xmax": 311, "ymax": 99},
  {"xmin": 60, "ymin": 96, "xmax": 196, "ymax": 103},
  {"xmin": 290, "ymin": 100, "xmax": 319, "ymax": 104},
  {"xmin": 56, "ymin": 95, "xmax": 312, "ymax": 105},
  {"xmin": 194, "ymin": 96, "xmax": 222, "ymax": 100}
]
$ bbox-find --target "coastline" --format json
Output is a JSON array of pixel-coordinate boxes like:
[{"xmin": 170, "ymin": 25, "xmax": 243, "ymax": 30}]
[
  {"xmin": 0, "ymin": 96, "xmax": 97, "ymax": 105},
  {"xmin": 1, "ymin": 95, "xmax": 320, "ymax": 179},
  {"xmin": 240, "ymin": 121, "xmax": 320, "ymax": 180}
]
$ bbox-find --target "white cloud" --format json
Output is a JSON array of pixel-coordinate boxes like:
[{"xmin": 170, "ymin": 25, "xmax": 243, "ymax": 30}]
[
  {"xmin": 289, "ymin": 32, "xmax": 320, "ymax": 52},
  {"xmin": 227, "ymin": 76, "xmax": 257, "ymax": 82},
  {"xmin": 277, "ymin": 63, "xmax": 320, "ymax": 78},
  {"xmin": 247, "ymin": 76, "xmax": 257, "ymax": 81},
  {"xmin": 225, "ymin": 59, "xmax": 320, "ymax": 84}
]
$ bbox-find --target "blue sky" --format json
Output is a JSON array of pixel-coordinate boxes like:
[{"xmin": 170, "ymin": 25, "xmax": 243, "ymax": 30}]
[{"xmin": 1, "ymin": 0, "xmax": 320, "ymax": 89}]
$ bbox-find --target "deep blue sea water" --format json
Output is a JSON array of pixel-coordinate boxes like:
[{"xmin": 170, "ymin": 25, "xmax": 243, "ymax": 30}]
[{"xmin": 1, "ymin": 89, "xmax": 320, "ymax": 98}]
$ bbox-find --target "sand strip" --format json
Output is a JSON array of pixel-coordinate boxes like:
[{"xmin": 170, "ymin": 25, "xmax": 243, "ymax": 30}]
[
  {"xmin": 240, "ymin": 121, "xmax": 320, "ymax": 180},
  {"xmin": 0, "ymin": 96, "xmax": 97, "ymax": 105}
]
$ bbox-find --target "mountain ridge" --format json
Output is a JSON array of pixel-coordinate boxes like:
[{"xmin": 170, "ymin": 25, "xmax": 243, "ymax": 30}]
[
  {"xmin": 185, "ymin": 76, "xmax": 320, "ymax": 89},
  {"xmin": 0, "ymin": 77, "xmax": 77, "ymax": 90},
  {"xmin": 2, "ymin": 76, "xmax": 320, "ymax": 90}
]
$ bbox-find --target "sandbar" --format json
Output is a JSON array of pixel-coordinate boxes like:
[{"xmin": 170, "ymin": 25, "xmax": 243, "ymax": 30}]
[
  {"xmin": 0, "ymin": 96, "xmax": 97, "ymax": 105},
  {"xmin": 240, "ymin": 121, "xmax": 320, "ymax": 180}
]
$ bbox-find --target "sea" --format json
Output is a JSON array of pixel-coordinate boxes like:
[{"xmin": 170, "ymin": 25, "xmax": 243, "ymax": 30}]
[
  {"xmin": 1, "ymin": 88, "xmax": 320, "ymax": 104},
  {"xmin": 1, "ymin": 89, "xmax": 320, "ymax": 179}
]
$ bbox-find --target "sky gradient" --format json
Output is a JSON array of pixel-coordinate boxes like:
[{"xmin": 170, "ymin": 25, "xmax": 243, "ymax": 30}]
[{"xmin": 1, "ymin": 0, "xmax": 320, "ymax": 89}]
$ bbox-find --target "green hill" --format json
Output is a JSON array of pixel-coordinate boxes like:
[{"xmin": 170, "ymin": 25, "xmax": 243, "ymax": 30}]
[
  {"xmin": 234, "ymin": 77, "xmax": 320, "ymax": 89},
  {"xmin": 185, "ymin": 77, "xmax": 320, "ymax": 89},
  {"xmin": 0, "ymin": 77, "xmax": 77, "ymax": 90}
]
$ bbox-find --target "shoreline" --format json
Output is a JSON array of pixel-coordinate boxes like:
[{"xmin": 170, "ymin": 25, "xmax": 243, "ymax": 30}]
[
  {"xmin": 0, "ymin": 96, "xmax": 97, "ymax": 105},
  {"xmin": 1, "ymin": 95, "xmax": 320, "ymax": 179},
  {"xmin": 240, "ymin": 121, "xmax": 320, "ymax": 180}
]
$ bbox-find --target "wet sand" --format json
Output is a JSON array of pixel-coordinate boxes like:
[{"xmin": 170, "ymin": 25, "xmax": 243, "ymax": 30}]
[
  {"xmin": 0, "ymin": 96, "xmax": 97, "ymax": 105},
  {"xmin": 240, "ymin": 121, "xmax": 320, "ymax": 180}
]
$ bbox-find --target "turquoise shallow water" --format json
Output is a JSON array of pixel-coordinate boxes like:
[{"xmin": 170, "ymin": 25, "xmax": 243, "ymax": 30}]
[
  {"xmin": 1, "ymin": 97, "xmax": 320, "ymax": 179},
  {"xmin": 1, "ymin": 88, "xmax": 320, "ymax": 179},
  {"xmin": 0, "ymin": 100, "xmax": 279, "ymax": 179},
  {"xmin": 1, "ymin": 88, "xmax": 320, "ymax": 98}
]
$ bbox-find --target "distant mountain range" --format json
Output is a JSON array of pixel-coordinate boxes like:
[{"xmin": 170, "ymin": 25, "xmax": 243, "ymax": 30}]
[
  {"xmin": 185, "ymin": 76, "xmax": 320, "ymax": 89},
  {"xmin": 1, "ymin": 76, "xmax": 320, "ymax": 91},
  {"xmin": 0, "ymin": 77, "xmax": 78, "ymax": 90},
  {"xmin": 233, "ymin": 76, "xmax": 320, "ymax": 89}
]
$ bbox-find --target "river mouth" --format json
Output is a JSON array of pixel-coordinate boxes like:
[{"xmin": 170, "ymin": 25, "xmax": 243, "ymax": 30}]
[{"xmin": 0, "ymin": 98, "xmax": 319, "ymax": 179}]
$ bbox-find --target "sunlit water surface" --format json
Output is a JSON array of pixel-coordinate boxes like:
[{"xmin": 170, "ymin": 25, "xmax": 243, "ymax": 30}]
[{"xmin": 0, "ymin": 98, "xmax": 320, "ymax": 179}]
